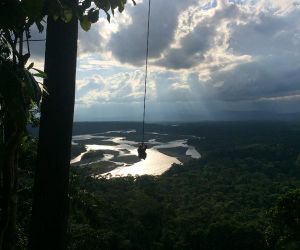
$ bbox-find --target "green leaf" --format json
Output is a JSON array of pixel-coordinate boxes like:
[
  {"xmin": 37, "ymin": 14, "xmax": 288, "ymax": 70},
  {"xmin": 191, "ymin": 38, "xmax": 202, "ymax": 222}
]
[
  {"xmin": 27, "ymin": 62, "xmax": 34, "ymax": 70},
  {"xmin": 22, "ymin": 53, "xmax": 30, "ymax": 65},
  {"xmin": 110, "ymin": 0, "xmax": 118, "ymax": 10},
  {"xmin": 32, "ymin": 68, "xmax": 47, "ymax": 78},
  {"xmin": 106, "ymin": 11, "xmax": 111, "ymax": 22},
  {"xmin": 62, "ymin": 8, "xmax": 73, "ymax": 23},
  {"xmin": 33, "ymin": 73, "xmax": 46, "ymax": 78},
  {"xmin": 80, "ymin": 16, "xmax": 91, "ymax": 31},
  {"xmin": 118, "ymin": 2, "xmax": 124, "ymax": 12},
  {"xmin": 88, "ymin": 8, "xmax": 99, "ymax": 23},
  {"xmin": 24, "ymin": 70, "xmax": 41, "ymax": 103},
  {"xmin": 82, "ymin": 0, "xmax": 92, "ymax": 9},
  {"xmin": 94, "ymin": 0, "xmax": 110, "ymax": 12}
]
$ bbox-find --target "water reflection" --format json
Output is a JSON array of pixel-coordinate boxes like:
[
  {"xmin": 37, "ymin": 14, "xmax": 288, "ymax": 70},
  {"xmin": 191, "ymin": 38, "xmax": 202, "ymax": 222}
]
[
  {"xmin": 153, "ymin": 139, "xmax": 201, "ymax": 159},
  {"xmin": 186, "ymin": 147, "xmax": 201, "ymax": 158},
  {"xmin": 103, "ymin": 149, "xmax": 181, "ymax": 177},
  {"xmin": 71, "ymin": 131, "xmax": 201, "ymax": 177}
]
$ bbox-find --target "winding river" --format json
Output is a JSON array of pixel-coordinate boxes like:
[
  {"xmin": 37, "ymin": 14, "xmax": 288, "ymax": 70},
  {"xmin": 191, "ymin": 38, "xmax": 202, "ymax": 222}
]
[{"xmin": 71, "ymin": 131, "xmax": 201, "ymax": 177}]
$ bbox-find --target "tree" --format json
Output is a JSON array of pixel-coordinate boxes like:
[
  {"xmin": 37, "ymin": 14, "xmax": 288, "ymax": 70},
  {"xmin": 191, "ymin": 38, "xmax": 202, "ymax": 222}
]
[
  {"xmin": 267, "ymin": 189, "xmax": 300, "ymax": 249},
  {"xmin": 28, "ymin": 1, "xmax": 135, "ymax": 250},
  {"xmin": 28, "ymin": 13, "xmax": 79, "ymax": 250},
  {"xmin": 0, "ymin": 1, "xmax": 43, "ymax": 249},
  {"xmin": 0, "ymin": 1, "xmax": 135, "ymax": 249}
]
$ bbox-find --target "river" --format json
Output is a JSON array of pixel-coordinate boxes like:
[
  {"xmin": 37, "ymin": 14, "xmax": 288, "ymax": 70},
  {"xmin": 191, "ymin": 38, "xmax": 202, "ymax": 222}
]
[{"xmin": 71, "ymin": 131, "xmax": 201, "ymax": 177}]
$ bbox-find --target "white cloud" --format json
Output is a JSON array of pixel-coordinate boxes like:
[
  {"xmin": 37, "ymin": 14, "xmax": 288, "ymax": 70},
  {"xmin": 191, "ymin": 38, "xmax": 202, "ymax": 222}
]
[
  {"xmin": 76, "ymin": 68, "xmax": 157, "ymax": 106},
  {"xmin": 171, "ymin": 82, "xmax": 191, "ymax": 90}
]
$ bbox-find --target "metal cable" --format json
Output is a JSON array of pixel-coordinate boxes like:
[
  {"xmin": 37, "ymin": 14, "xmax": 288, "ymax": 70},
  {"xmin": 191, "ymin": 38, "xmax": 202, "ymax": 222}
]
[{"xmin": 142, "ymin": 0, "xmax": 151, "ymax": 143}]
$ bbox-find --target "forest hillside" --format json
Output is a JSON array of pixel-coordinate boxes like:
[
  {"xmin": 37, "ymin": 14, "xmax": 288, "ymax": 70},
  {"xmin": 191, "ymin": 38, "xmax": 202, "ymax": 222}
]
[{"xmin": 17, "ymin": 122, "xmax": 300, "ymax": 249}]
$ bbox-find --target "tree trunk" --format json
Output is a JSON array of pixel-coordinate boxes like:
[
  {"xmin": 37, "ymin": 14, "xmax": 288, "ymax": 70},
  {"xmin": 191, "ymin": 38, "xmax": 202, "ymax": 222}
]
[{"xmin": 28, "ymin": 14, "xmax": 78, "ymax": 250}]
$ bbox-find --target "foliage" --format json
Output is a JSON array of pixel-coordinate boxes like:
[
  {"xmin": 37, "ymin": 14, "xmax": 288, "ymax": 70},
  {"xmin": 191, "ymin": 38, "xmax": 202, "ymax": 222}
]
[
  {"xmin": 0, "ymin": 0, "xmax": 136, "ymax": 34},
  {"xmin": 0, "ymin": 1, "xmax": 135, "ymax": 248},
  {"xmin": 16, "ymin": 122, "xmax": 300, "ymax": 249},
  {"xmin": 67, "ymin": 122, "xmax": 300, "ymax": 249},
  {"xmin": 266, "ymin": 189, "xmax": 300, "ymax": 249},
  {"xmin": 0, "ymin": 35, "xmax": 41, "ymax": 130},
  {"xmin": 16, "ymin": 136, "xmax": 37, "ymax": 249}
]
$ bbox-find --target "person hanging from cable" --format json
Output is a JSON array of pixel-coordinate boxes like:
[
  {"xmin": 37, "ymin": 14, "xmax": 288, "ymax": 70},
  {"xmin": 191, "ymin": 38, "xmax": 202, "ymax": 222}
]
[
  {"xmin": 138, "ymin": 142, "xmax": 147, "ymax": 160},
  {"xmin": 137, "ymin": 0, "xmax": 151, "ymax": 160}
]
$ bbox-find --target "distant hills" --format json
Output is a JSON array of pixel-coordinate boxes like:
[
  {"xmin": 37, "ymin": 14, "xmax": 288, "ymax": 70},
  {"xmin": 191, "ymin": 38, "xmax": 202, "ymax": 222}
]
[
  {"xmin": 210, "ymin": 111, "xmax": 300, "ymax": 121},
  {"xmin": 73, "ymin": 111, "xmax": 300, "ymax": 122},
  {"xmin": 28, "ymin": 112, "xmax": 300, "ymax": 137}
]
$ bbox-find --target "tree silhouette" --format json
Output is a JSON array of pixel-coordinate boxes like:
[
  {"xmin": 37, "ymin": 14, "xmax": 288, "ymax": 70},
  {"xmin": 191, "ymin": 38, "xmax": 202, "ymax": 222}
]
[
  {"xmin": 0, "ymin": 1, "xmax": 135, "ymax": 249},
  {"xmin": 28, "ymin": 15, "xmax": 78, "ymax": 250},
  {"xmin": 0, "ymin": 1, "xmax": 43, "ymax": 248},
  {"xmin": 28, "ymin": 1, "xmax": 135, "ymax": 250}
]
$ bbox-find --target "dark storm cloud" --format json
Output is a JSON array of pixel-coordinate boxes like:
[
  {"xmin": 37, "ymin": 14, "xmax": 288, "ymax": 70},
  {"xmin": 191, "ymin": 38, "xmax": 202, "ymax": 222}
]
[
  {"xmin": 211, "ymin": 9, "xmax": 300, "ymax": 103},
  {"xmin": 151, "ymin": 3, "xmax": 300, "ymax": 107},
  {"xmin": 211, "ymin": 58, "xmax": 300, "ymax": 102},
  {"xmin": 153, "ymin": 45, "xmax": 300, "ymax": 106},
  {"xmin": 78, "ymin": 23, "xmax": 104, "ymax": 54},
  {"xmin": 157, "ymin": 24, "xmax": 215, "ymax": 69},
  {"xmin": 230, "ymin": 11, "xmax": 300, "ymax": 56},
  {"xmin": 156, "ymin": 1, "xmax": 244, "ymax": 69},
  {"xmin": 109, "ymin": 0, "xmax": 197, "ymax": 65}
]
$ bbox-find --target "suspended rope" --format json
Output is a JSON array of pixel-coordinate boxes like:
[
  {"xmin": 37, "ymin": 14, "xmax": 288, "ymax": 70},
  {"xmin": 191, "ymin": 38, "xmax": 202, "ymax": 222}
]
[
  {"xmin": 138, "ymin": 0, "xmax": 151, "ymax": 159},
  {"xmin": 142, "ymin": 0, "xmax": 151, "ymax": 143}
]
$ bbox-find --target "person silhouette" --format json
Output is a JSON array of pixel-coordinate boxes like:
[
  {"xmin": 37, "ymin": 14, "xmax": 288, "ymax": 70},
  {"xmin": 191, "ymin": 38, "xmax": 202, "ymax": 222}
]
[{"xmin": 137, "ymin": 143, "xmax": 147, "ymax": 160}]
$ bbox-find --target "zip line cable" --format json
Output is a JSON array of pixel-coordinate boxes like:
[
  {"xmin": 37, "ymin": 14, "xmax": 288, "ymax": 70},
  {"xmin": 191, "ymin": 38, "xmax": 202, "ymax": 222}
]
[{"xmin": 142, "ymin": 0, "xmax": 151, "ymax": 143}]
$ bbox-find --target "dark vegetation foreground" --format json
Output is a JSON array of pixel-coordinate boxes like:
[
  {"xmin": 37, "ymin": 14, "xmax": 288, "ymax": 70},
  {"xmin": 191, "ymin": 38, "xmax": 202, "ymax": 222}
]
[{"xmin": 18, "ymin": 122, "xmax": 300, "ymax": 249}]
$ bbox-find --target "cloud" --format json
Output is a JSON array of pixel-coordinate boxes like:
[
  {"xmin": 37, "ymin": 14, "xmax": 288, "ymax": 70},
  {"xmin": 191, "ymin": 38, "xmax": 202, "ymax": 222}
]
[
  {"xmin": 151, "ymin": 0, "xmax": 300, "ymax": 106},
  {"xmin": 78, "ymin": 22, "xmax": 104, "ymax": 55},
  {"xmin": 171, "ymin": 82, "xmax": 190, "ymax": 90},
  {"xmin": 26, "ymin": 0, "xmax": 300, "ymax": 120},
  {"xmin": 76, "ymin": 69, "xmax": 157, "ymax": 106},
  {"xmin": 206, "ymin": 57, "xmax": 300, "ymax": 102},
  {"xmin": 230, "ymin": 10, "xmax": 300, "ymax": 56},
  {"xmin": 157, "ymin": 24, "xmax": 215, "ymax": 69},
  {"xmin": 108, "ymin": 0, "xmax": 197, "ymax": 65},
  {"xmin": 209, "ymin": 4, "xmax": 300, "ymax": 103},
  {"xmin": 155, "ymin": 0, "xmax": 251, "ymax": 72}
]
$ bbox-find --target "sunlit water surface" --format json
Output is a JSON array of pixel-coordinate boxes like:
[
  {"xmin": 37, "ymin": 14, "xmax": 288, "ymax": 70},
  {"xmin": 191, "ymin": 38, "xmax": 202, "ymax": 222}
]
[
  {"xmin": 105, "ymin": 149, "xmax": 181, "ymax": 177},
  {"xmin": 71, "ymin": 131, "xmax": 201, "ymax": 177}
]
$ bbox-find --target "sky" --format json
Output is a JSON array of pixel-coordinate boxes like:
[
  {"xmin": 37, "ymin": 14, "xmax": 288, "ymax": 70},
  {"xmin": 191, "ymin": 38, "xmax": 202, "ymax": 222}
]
[{"xmin": 31, "ymin": 0, "xmax": 300, "ymax": 121}]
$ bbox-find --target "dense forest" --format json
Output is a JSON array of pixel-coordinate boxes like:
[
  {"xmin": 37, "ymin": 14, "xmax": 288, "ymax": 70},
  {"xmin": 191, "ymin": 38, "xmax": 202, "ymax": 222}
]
[{"xmin": 17, "ymin": 122, "xmax": 300, "ymax": 249}]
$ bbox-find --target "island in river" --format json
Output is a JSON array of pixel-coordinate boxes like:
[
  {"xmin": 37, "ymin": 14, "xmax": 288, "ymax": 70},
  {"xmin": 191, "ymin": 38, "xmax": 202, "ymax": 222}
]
[{"xmin": 70, "ymin": 124, "xmax": 201, "ymax": 177}]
